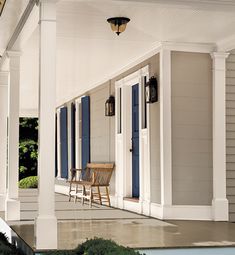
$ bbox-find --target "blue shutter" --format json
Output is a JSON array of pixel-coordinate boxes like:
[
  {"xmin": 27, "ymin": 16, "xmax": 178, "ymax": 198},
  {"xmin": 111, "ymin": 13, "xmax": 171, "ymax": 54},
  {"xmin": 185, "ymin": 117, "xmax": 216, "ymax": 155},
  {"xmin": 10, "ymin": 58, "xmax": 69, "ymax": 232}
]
[
  {"xmin": 132, "ymin": 84, "xmax": 140, "ymax": 198},
  {"xmin": 55, "ymin": 113, "xmax": 58, "ymax": 177},
  {"xmin": 71, "ymin": 103, "xmax": 76, "ymax": 169},
  {"xmin": 81, "ymin": 96, "xmax": 90, "ymax": 170},
  {"xmin": 60, "ymin": 106, "xmax": 68, "ymax": 179}
]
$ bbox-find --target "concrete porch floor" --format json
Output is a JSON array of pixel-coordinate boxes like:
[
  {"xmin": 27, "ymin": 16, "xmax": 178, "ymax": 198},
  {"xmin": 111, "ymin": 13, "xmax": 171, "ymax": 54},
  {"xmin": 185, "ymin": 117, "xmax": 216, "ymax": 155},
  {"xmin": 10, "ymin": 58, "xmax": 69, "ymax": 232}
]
[{"xmin": 1, "ymin": 189, "xmax": 235, "ymax": 252}]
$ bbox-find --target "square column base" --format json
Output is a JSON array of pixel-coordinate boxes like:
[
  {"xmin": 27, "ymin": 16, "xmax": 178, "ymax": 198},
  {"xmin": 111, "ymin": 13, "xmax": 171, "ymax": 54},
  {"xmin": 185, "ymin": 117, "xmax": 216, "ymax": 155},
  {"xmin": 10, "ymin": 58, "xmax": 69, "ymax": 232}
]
[
  {"xmin": 5, "ymin": 199, "xmax": 20, "ymax": 221},
  {"xmin": 0, "ymin": 194, "xmax": 6, "ymax": 211},
  {"xmin": 35, "ymin": 215, "xmax": 57, "ymax": 250},
  {"xmin": 212, "ymin": 198, "xmax": 229, "ymax": 221}
]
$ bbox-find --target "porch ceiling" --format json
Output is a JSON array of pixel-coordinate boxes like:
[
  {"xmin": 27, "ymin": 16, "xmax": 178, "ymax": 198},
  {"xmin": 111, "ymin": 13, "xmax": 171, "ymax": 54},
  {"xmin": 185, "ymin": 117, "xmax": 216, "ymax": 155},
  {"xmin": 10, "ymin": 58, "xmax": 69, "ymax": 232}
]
[
  {"xmin": 3, "ymin": 0, "xmax": 235, "ymax": 113},
  {"xmin": 57, "ymin": 0, "xmax": 235, "ymax": 46}
]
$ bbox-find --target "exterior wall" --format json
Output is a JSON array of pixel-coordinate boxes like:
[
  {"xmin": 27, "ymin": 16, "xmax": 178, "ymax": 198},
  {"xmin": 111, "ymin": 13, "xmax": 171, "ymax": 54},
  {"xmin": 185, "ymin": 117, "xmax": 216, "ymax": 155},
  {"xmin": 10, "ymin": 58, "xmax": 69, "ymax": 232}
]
[
  {"xmin": 171, "ymin": 51, "xmax": 213, "ymax": 205},
  {"xmin": 89, "ymin": 82, "xmax": 115, "ymax": 194},
  {"xmin": 226, "ymin": 50, "xmax": 235, "ymax": 222}
]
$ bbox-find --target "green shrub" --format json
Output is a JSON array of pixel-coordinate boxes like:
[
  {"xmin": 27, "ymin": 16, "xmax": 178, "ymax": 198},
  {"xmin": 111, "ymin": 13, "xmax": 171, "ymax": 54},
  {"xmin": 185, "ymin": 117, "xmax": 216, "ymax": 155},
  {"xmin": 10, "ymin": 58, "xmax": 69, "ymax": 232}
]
[
  {"xmin": 19, "ymin": 176, "xmax": 38, "ymax": 189},
  {"xmin": 19, "ymin": 117, "xmax": 38, "ymax": 180},
  {"xmin": 47, "ymin": 238, "xmax": 144, "ymax": 255},
  {"xmin": 75, "ymin": 238, "xmax": 143, "ymax": 255}
]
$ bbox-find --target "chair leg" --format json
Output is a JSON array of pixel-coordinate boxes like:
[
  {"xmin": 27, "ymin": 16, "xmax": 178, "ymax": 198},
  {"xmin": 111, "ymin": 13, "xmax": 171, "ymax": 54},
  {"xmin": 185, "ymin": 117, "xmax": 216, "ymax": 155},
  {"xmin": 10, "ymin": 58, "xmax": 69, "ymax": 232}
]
[
  {"xmin": 74, "ymin": 184, "xmax": 78, "ymax": 203},
  {"xmin": 69, "ymin": 183, "xmax": 72, "ymax": 202},
  {"xmin": 97, "ymin": 186, "xmax": 102, "ymax": 205},
  {"xmin": 106, "ymin": 186, "xmax": 111, "ymax": 207},
  {"xmin": 82, "ymin": 186, "xmax": 85, "ymax": 205},
  {"xmin": 89, "ymin": 187, "xmax": 93, "ymax": 208}
]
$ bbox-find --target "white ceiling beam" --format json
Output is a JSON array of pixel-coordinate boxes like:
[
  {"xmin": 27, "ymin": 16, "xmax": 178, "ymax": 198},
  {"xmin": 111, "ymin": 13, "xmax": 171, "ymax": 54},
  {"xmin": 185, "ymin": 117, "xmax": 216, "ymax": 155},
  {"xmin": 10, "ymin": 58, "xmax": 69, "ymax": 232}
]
[{"xmin": 0, "ymin": 0, "xmax": 37, "ymax": 69}]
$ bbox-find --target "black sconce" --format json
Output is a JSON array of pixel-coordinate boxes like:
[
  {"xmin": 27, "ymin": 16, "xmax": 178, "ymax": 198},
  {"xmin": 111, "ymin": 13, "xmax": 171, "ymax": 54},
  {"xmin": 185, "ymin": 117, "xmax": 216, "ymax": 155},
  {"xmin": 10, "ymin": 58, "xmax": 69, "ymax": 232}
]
[
  {"xmin": 105, "ymin": 96, "xmax": 115, "ymax": 116},
  {"xmin": 145, "ymin": 76, "xmax": 158, "ymax": 103}
]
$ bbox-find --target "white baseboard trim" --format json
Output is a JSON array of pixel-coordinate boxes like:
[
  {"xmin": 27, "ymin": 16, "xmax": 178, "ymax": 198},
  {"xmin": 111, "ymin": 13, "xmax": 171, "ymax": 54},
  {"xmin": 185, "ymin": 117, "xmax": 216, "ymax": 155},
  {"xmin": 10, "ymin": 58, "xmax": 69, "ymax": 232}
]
[
  {"xmin": 212, "ymin": 198, "xmax": 229, "ymax": 221},
  {"xmin": 151, "ymin": 203, "xmax": 212, "ymax": 220},
  {"xmin": 54, "ymin": 186, "xmax": 213, "ymax": 221},
  {"xmin": 142, "ymin": 200, "xmax": 151, "ymax": 216},
  {"xmin": 123, "ymin": 199, "xmax": 142, "ymax": 214},
  {"xmin": 150, "ymin": 203, "xmax": 164, "ymax": 219},
  {"xmin": 55, "ymin": 184, "xmax": 69, "ymax": 196}
]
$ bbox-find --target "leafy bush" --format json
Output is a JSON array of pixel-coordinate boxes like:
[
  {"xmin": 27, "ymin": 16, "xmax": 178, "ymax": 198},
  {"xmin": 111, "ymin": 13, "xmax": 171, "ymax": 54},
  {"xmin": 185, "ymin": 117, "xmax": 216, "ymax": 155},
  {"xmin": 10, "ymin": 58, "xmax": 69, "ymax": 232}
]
[
  {"xmin": 19, "ymin": 176, "xmax": 38, "ymax": 189},
  {"xmin": 19, "ymin": 118, "xmax": 38, "ymax": 180},
  {"xmin": 47, "ymin": 238, "xmax": 144, "ymax": 255}
]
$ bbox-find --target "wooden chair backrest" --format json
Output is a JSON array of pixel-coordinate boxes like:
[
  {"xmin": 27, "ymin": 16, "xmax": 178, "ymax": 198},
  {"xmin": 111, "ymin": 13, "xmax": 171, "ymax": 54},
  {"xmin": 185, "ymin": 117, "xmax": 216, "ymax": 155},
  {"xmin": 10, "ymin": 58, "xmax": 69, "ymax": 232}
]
[
  {"xmin": 70, "ymin": 168, "xmax": 77, "ymax": 181},
  {"xmin": 86, "ymin": 163, "xmax": 114, "ymax": 186}
]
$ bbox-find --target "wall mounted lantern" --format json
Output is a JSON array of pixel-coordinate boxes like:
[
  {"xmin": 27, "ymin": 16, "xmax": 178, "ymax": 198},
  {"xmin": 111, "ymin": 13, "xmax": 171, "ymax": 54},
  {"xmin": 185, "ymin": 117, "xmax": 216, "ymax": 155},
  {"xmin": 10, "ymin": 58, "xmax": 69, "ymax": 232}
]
[
  {"xmin": 107, "ymin": 17, "xmax": 130, "ymax": 36},
  {"xmin": 105, "ymin": 96, "xmax": 115, "ymax": 116},
  {"xmin": 145, "ymin": 76, "xmax": 158, "ymax": 103},
  {"xmin": 0, "ymin": 0, "xmax": 6, "ymax": 16}
]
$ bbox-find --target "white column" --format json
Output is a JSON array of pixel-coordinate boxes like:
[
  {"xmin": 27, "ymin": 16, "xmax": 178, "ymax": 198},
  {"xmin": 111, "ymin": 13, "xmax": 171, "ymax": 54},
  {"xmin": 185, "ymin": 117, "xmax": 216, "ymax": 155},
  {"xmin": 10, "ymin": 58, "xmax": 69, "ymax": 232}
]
[
  {"xmin": 75, "ymin": 99, "xmax": 81, "ymax": 169},
  {"xmin": 0, "ymin": 71, "xmax": 9, "ymax": 211},
  {"xmin": 160, "ymin": 48, "xmax": 172, "ymax": 213},
  {"xmin": 35, "ymin": 0, "xmax": 58, "ymax": 249},
  {"xmin": 211, "ymin": 52, "xmax": 229, "ymax": 221},
  {"xmin": 5, "ymin": 51, "xmax": 21, "ymax": 221}
]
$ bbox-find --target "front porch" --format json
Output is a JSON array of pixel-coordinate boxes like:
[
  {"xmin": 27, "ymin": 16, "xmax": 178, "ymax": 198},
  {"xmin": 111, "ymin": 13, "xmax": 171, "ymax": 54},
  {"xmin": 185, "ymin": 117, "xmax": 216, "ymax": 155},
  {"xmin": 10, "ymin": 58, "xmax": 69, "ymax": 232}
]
[{"xmin": 1, "ymin": 189, "xmax": 235, "ymax": 253}]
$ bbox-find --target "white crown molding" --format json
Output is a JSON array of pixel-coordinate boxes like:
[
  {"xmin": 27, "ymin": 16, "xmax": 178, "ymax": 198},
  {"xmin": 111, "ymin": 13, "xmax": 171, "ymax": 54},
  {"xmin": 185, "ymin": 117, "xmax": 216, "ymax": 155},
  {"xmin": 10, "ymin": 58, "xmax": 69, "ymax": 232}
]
[{"xmin": 217, "ymin": 35, "xmax": 235, "ymax": 52}]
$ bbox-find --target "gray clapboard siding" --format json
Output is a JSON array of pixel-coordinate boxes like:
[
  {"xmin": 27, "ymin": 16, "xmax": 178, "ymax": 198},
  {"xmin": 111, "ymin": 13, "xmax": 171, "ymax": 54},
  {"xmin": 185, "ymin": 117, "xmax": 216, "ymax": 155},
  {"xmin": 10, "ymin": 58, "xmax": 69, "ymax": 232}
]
[
  {"xmin": 226, "ymin": 51, "xmax": 235, "ymax": 222},
  {"xmin": 171, "ymin": 52, "xmax": 213, "ymax": 205}
]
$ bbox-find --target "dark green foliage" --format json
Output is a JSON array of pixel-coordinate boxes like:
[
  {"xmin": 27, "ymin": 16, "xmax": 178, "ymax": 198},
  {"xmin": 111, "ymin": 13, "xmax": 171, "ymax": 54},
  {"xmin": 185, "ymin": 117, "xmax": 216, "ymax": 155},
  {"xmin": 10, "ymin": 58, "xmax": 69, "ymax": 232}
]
[
  {"xmin": 47, "ymin": 238, "xmax": 143, "ymax": 255},
  {"xmin": 0, "ymin": 232, "xmax": 24, "ymax": 255},
  {"xmin": 75, "ymin": 238, "xmax": 143, "ymax": 255},
  {"xmin": 19, "ymin": 118, "xmax": 38, "ymax": 180},
  {"xmin": 19, "ymin": 176, "xmax": 38, "ymax": 189}
]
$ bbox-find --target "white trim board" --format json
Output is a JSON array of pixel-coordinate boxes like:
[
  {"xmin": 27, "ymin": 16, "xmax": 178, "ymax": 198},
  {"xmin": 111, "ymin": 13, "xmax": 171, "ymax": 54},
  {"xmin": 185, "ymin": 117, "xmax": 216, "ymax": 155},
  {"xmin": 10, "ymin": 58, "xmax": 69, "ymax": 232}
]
[
  {"xmin": 55, "ymin": 184, "xmax": 69, "ymax": 196},
  {"xmin": 150, "ymin": 203, "xmax": 212, "ymax": 221}
]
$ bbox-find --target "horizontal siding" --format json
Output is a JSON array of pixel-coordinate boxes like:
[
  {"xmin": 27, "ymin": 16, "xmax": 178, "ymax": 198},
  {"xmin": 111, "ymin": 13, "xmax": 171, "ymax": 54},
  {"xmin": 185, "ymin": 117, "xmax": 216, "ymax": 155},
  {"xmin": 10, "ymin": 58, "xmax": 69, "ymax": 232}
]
[
  {"xmin": 172, "ymin": 52, "xmax": 213, "ymax": 206},
  {"xmin": 226, "ymin": 52, "xmax": 235, "ymax": 222}
]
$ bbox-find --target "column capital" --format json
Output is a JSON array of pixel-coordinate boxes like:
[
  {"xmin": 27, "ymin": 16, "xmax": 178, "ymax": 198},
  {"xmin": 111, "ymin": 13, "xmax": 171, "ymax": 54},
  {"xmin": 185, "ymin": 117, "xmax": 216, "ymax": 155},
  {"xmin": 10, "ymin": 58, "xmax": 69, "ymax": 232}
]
[
  {"xmin": 39, "ymin": 0, "xmax": 58, "ymax": 23},
  {"xmin": 6, "ymin": 51, "xmax": 21, "ymax": 58},
  {"xmin": 210, "ymin": 52, "xmax": 230, "ymax": 60},
  {"xmin": 211, "ymin": 52, "xmax": 229, "ymax": 71}
]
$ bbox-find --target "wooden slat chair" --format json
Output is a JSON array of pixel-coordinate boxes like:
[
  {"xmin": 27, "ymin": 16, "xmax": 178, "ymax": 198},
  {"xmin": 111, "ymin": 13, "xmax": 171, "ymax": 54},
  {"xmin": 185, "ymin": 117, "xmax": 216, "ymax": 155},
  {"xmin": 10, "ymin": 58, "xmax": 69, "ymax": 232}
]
[{"xmin": 69, "ymin": 163, "xmax": 114, "ymax": 207}]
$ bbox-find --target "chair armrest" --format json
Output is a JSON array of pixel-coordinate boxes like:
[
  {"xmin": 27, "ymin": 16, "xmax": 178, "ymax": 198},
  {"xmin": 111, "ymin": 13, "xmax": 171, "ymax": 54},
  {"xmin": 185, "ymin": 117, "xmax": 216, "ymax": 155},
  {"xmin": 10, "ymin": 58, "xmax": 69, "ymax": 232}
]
[{"xmin": 70, "ymin": 168, "xmax": 83, "ymax": 172}]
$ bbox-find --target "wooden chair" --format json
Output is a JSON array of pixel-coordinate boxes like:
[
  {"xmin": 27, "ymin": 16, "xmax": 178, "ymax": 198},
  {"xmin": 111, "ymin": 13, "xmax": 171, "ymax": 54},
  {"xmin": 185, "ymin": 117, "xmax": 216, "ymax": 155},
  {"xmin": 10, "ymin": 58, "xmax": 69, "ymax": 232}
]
[{"xmin": 68, "ymin": 163, "xmax": 114, "ymax": 207}]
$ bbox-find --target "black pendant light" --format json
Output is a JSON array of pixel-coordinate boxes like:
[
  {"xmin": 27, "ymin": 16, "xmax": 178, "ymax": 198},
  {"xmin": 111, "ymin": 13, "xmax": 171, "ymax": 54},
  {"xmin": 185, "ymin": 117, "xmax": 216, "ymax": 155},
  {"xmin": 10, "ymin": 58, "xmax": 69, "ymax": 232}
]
[{"xmin": 107, "ymin": 17, "xmax": 130, "ymax": 36}]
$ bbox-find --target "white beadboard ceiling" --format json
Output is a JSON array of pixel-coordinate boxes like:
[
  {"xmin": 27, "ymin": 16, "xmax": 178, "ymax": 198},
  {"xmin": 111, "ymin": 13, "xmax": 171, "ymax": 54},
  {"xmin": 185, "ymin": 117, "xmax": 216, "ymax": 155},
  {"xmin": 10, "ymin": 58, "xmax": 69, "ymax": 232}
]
[{"xmin": 56, "ymin": 0, "xmax": 235, "ymax": 46}]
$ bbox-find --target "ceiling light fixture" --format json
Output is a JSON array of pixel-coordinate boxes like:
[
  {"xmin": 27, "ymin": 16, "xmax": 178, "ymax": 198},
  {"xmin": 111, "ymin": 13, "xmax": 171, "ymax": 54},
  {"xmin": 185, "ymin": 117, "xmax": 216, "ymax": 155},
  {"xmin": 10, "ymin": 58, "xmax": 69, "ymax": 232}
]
[
  {"xmin": 107, "ymin": 17, "xmax": 130, "ymax": 36},
  {"xmin": 0, "ymin": 0, "xmax": 6, "ymax": 17}
]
